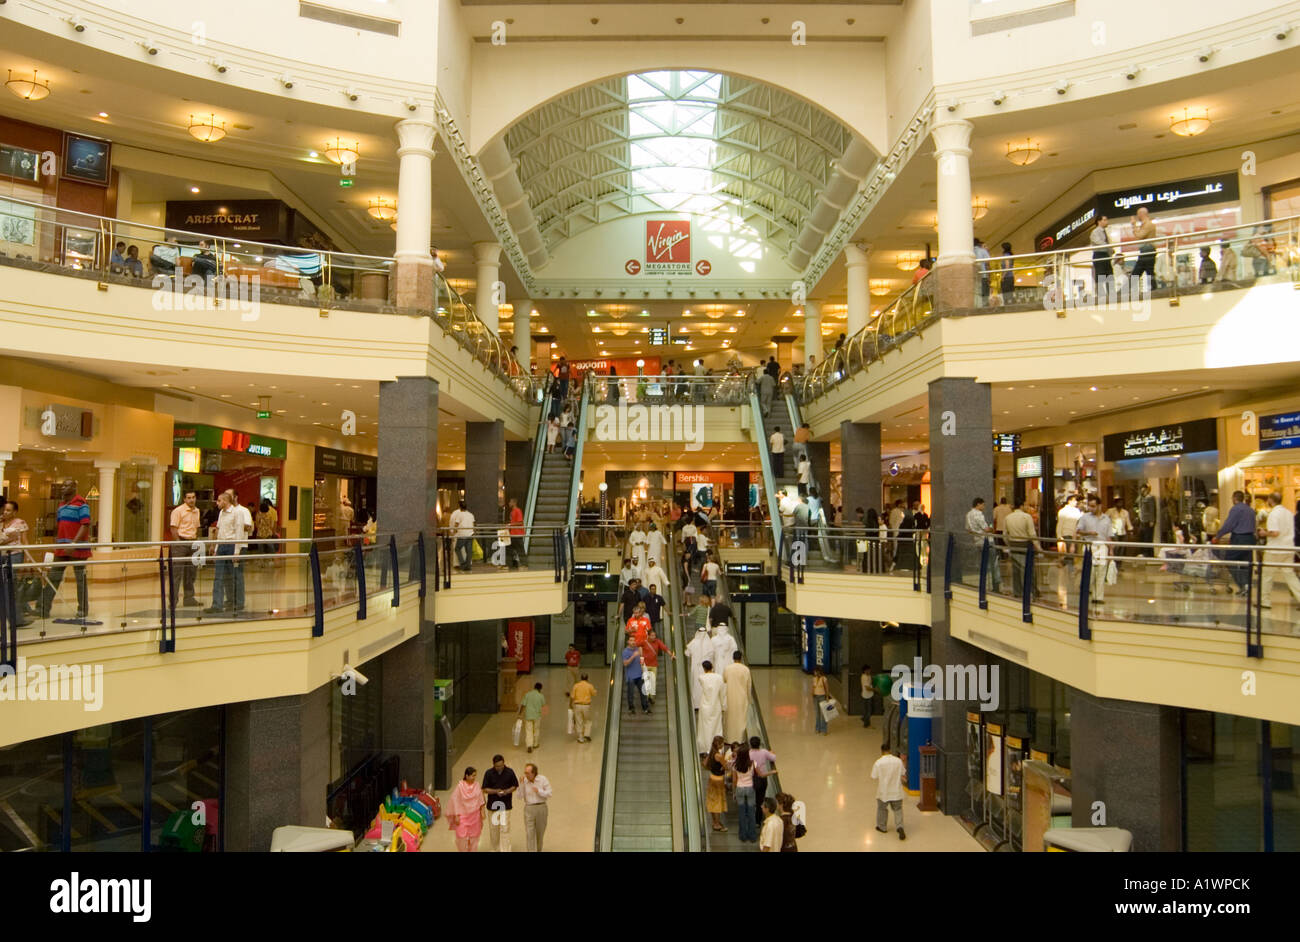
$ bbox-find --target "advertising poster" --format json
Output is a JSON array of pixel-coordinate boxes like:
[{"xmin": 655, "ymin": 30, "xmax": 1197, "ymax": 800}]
[
  {"xmin": 984, "ymin": 722, "xmax": 1003, "ymax": 796},
  {"xmin": 1005, "ymin": 735, "xmax": 1025, "ymax": 813}
]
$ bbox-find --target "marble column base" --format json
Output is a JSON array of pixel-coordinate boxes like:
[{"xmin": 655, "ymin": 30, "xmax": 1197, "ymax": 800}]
[
  {"xmin": 394, "ymin": 259, "xmax": 434, "ymax": 312},
  {"xmin": 932, "ymin": 260, "xmax": 975, "ymax": 312}
]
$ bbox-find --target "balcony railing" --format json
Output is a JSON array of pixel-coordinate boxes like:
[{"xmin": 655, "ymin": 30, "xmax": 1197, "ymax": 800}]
[
  {"xmin": 780, "ymin": 527, "xmax": 930, "ymax": 589},
  {"xmin": 798, "ymin": 212, "xmax": 1300, "ymax": 403},
  {"xmin": 431, "ymin": 525, "xmax": 571, "ymax": 589},
  {"xmin": 585, "ymin": 370, "xmax": 755, "ymax": 407},
  {"xmin": 0, "ymin": 532, "xmax": 426, "ymax": 665},
  {"xmin": 0, "ymin": 196, "xmax": 542, "ymax": 402}
]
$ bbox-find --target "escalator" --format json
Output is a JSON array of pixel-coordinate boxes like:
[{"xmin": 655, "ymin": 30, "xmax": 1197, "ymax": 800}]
[
  {"xmin": 524, "ymin": 377, "xmax": 589, "ymax": 566},
  {"xmin": 783, "ymin": 390, "xmax": 841, "ymax": 565}
]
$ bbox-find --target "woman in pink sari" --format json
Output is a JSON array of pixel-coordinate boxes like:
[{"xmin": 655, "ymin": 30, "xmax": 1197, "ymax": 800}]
[{"xmin": 448, "ymin": 766, "xmax": 486, "ymax": 852}]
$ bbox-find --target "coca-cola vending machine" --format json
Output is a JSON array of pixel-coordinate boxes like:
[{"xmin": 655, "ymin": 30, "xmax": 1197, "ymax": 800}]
[{"xmin": 506, "ymin": 619, "xmax": 534, "ymax": 673}]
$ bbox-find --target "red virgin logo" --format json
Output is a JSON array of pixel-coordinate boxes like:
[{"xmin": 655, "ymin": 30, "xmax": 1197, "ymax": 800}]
[{"xmin": 646, "ymin": 221, "xmax": 690, "ymax": 263}]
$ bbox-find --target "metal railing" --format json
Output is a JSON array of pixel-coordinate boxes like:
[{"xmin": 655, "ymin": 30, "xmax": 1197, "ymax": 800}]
[
  {"xmin": 780, "ymin": 528, "xmax": 930, "ymax": 587},
  {"xmin": 0, "ymin": 195, "xmax": 543, "ymax": 402},
  {"xmin": 565, "ymin": 376, "xmax": 594, "ymax": 539},
  {"xmin": 0, "ymin": 532, "xmax": 424, "ymax": 665},
  {"xmin": 946, "ymin": 533, "xmax": 1298, "ymax": 657},
  {"xmin": 593, "ymin": 641, "xmax": 625, "ymax": 853},
  {"xmin": 522, "ymin": 373, "xmax": 555, "ymax": 554},
  {"xmin": 430, "ymin": 524, "xmax": 570, "ymax": 588},
  {"xmin": 797, "ymin": 212, "xmax": 1300, "ymax": 403},
  {"xmin": 748, "ymin": 384, "xmax": 786, "ymax": 553},
  {"xmin": 589, "ymin": 371, "xmax": 756, "ymax": 407}
]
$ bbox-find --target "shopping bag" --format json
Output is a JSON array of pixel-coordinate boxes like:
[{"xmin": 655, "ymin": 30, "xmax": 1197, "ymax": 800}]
[
  {"xmin": 472, "ymin": 539, "xmax": 484, "ymax": 561},
  {"xmin": 643, "ymin": 669, "xmax": 657, "ymax": 698},
  {"xmin": 511, "ymin": 719, "xmax": 522, "ymax": 747},
  {"xmin": 497, "ymin": 529, "xmax": 511, "ymax": 545},
  {"xmin": 1105, "ymin": 559, "xmax": 1118, "ymax": 585},
  {"xmin": 819, "ymin": 698, "xmax": 840, "ymax": 722},
  {"xmin": 566, "ymin": 708, "xmax": 575, "ymax": 735}
]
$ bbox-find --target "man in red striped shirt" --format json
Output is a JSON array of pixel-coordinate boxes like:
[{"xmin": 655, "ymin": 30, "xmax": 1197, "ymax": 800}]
[{"xmin": 640, "ymin": 626, "xmax": 675, "ymax": 705}]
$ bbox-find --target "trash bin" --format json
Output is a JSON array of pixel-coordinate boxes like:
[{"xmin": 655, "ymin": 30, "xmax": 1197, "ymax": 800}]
[
  {"xmin": 1043, "ymin": 826, "xmax": 1133, "ymax": 852},
  {"xmin": 918, "ymin": 744, "xmax": 939, "ymax": 811}
]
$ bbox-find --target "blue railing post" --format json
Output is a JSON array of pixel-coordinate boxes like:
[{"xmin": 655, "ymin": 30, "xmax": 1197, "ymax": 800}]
[
  {"xmin": 309, "ymin": 544, "xmax": 325, "ymax": 637},
  {"xmin": 1247, "ymin": 551, "xmax": 1263, "ymax": 658},
  {"xmin": 159, "ymin": 548, "xmax": 175, "ymax": 653},
  {"xmin": 1022, "ymin": 543, "xmax": 1035, "ymax": 624},
  {"xmin": 912, "ymin": 534, "xmax": 923, "ymax": 592},
  {"xmin": 978, "ymin": 538, "xmax": 990, "ymax": 609},
  {"xmin": 1078, "ymin": 548, "xmax": 1093, "ymax": 640},
  {"xmin": 0, "ymin": 555, "xmax": 15, "ymax": 669},
  {"xmin": 415, "ymin": 532, "xmax": 427, "ymax": 598},
  {"xmin": 354, "ymin": 543, "xmax": 367, "ymax": 620},
  {"xmin": 943, "ymin": 533, "xmax": 955, "ymax": 600},
  {"xmin": 388, "ymin": 535, "xmax": 400, "ymax": 607}
]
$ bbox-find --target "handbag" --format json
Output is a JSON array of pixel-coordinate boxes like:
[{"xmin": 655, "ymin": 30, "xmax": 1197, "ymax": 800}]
[{"xmin": 511, "ymin": 719, "xmax": 523, "ymax": 747}]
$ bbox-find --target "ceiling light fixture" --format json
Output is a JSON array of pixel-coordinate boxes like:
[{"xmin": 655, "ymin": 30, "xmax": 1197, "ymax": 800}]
[
  {"xmin": 1169, "ymin": 107, "xmax": 1211, "ymax": 137},
  {"xmin": 188, "ymin": 113, "xmax": 226, "ymax": 142},
  {"xmin": 6, "ymin": 69, "xmax": 51, "ymax": 101},
  {"xmin": 366, "ymin": 197, "xmax": 397, "ymax": 221},
  {"xmin": 1005, "ymin": 138, "xmax": 1042, "ymax": 166},
  {"xmin": 323, "ymin": 137, "xmax": 359, "ymax": 165},
  {"xmin": 869, "ymin": 279, "xmax": 891, "ymax": 296},
  {"xmin": 896, "ymin": 251, "xmax": 922, "ymax": 271},
  {"xmin": 971, "ymin": 197, "xmax": 989, "ymax": 220}
]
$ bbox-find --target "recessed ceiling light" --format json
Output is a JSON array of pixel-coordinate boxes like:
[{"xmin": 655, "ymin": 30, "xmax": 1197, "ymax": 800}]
[
  {"xmin": 308, "ymin": 150, "xmax": 319, "ymax": 158},
  {"xmin": 190, "ymin": 186, "xmax": 200, "ymax": 193},
  {"xmin": 97, "ymin": 111, "xmax": 108, "ymax": 118}
]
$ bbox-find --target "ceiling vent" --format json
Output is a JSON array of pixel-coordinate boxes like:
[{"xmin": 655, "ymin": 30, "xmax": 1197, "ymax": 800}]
[{"xmin": 298, "ymin": 1, "xmax": 400, "ymax": 37}]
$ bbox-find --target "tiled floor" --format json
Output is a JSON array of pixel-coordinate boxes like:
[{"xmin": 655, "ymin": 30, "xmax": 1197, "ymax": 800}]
[
  {"xmin": 746, "ymin": 666, "xmax": 983, "ymax": 853},
  {"xmin": 421, "ymin": 663, "xmax": 609, "ymax": 853}
]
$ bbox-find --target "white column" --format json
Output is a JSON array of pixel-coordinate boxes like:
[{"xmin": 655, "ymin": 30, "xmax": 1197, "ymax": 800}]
[
  {"xmin": 0, "ymin": 451, "xmax": 11, "ymax": 496},
  {"xmin": 513, "ymin": 300, "xmax": 532, "ymax": 366},
  {"xmin": 94, "ymin": 460, "xmax": 119, "ymax": 546},
  {"xmin": 474, "ymin": 242, "xmax": 502, "ymax": 332},
  {"xmin": 803, "ymin": 299, "xmax": 823, "ymax": 366},
  {"xmin": 394, "ymin": 119, "xmax": 436, "ymax": 310},
  {"xmin": 844, "ymin": 243, "xmax": 870, "ymax": 336},
  {"xmin": 931, "ymin": 119, "xmax": 976, "ymax": 267},
  {"xmin": 149, "ymin": 463, "xmax": 166, "ymax": 543}
]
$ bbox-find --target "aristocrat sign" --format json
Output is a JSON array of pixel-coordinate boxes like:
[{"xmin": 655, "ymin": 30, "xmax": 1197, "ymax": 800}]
[{"xmin": 645, "ymin": 220, "xmax": 691, "ymax": 274}]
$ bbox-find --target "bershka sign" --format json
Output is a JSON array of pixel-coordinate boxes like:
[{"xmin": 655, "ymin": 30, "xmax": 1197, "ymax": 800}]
[{"xmin": 645, "ymin": 220, "xmax": 691, "ymax": 273}]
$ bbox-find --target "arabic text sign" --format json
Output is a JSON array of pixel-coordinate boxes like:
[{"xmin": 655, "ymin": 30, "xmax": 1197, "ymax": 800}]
[
  {"xmin": 1103, "ymin": 418, "xmax": 1217, "ymax": 461},
  {"xmin": 1098, "ymin": 173, "xmax": 1239, "ymax": 216},
  {"xmin": 645, "ymin": 220, "xmax": 691, "ymax": 274},
  {"xmin": 1260, "ymin": 411, "xmax": 1300, "ymax": 451}
]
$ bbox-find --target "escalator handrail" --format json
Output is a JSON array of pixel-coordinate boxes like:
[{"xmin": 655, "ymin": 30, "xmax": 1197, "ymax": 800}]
[
  {"xmin": 593, "ymin": 649, "xmax": 625, "ymax": 853},
  {"xmin": 664, "ymin": 538, "xmax": 705, "ymax": 852},
  {"xmin": 783, "ymin": 390, "xmax": 840, "ymax": 564},
  {"xmin": 564, "ymin": 376, "xmax": 592, "ymax": 542},
  {"xmin": 748, "ymin": 386, "xmax": 785, "ymax": 553},
  {"xmin": 522, "ymin": 372, "xmax": 553, "ymax": 555}
]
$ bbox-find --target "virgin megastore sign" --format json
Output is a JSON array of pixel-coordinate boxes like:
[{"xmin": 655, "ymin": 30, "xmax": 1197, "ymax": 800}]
[{"xmin": 645, "ymin": 220, "xmax": 691, "ymax": 274}]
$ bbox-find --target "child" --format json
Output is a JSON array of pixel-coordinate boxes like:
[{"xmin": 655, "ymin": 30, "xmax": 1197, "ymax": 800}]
[{"xmin": 546, "ymin": 416, "xmax": 560, "ymax": 453}]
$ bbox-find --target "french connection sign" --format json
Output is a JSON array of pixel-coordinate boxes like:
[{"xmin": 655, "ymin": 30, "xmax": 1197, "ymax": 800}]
[{"xmin": 592, "ymin": 401, "xmax": 705, "ymax": 451}]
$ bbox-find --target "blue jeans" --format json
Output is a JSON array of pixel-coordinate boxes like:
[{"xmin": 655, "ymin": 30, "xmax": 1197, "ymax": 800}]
[
  {"xmin": 813, "ymin": 694, "xmax": 828, "ymax": 733},
  {"xmin": 1226, "ymin": 533, "xmax": 1256, "ymax": 591},
  {"xmin": 702, "ymin": 580, "xmax": 717, "ymax": 597},
  {"xmin": 735, "ymin": 786, "xmax": 757, "ymax": 842},
  {"xmin": 455, "ymin": 538, "xmax": 473, "ymax": 570},
  {"xmin": 213, "ymin": 544, "xmax": 244, "ymax": 610},
  {"xmin": 626, "ymin": 675, "xmax": 648, "ymax": 712}
]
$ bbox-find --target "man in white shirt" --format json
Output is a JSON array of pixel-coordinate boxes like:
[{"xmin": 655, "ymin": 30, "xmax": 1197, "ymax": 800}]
[
  {"xmin": 519, "ymin": 763, "xmax": 553, "ymax": 852},
  {"xmin": 769, "ymin": 426, "xmax": 786, "ymax": 477},
  {"xmin": 1075, "ymin": 495, "xmax": 1114, "ymax": 605},
  {"xmin": 871, "ymin": 744, "xmax": 906, "ymax": 840},
  {"xmin": 1057, "ymin": 495, "xmax": 1083, "ymax": 574},
  {"xmin": 693, "ymin": 528, "xmax": 710, "ymax": 571},
  {"xmin": 796, "ymin": 454, "xmax": 811, "ymax": 493},
  {"xmin": 680, "ymin": 519, "xmax": 699, "ymax": 570},
  {"xmin": 965, "ymin": 497, "xmax": 999, "ymax": 590},
  {"xmin": 1261, "ymin": 492, "xmax": 1300, "ymax": 611},
  {"xmin": 449, "ymin": 500, "xmax": 476, "ymax": 572},
  {"xmin": 646, "ymin": 523, "xmax": 666, "ymax": 567},
  {"xmin": 207, "ymin": 491, "xmax": 248, "ymax": 614},
  {"xmin": 628, "ymin": 521, "xmax": 649, "ymax": 577},
  {"xmin": 700, "ymin": 555, "xmax": 721, "ymax": 598}
]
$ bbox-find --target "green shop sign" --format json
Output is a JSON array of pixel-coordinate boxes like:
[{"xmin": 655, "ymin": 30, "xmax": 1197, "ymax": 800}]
[{"xmin": 173, "ymin": 423, "xmax": 288, "ymax": 460}]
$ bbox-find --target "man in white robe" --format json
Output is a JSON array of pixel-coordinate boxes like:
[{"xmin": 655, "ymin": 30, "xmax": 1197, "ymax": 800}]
[
  {"xmin": 686, "ymin": 625, "xmax": 712, "ymax": 708},
  {"xmin": 696, "ymin": 661, "xmax": 726, "ymax": 754},
  {"xmin": 644, "ymin": 557, "xmax": 670, "ymax": 592},
  {"xmin": 710, "ymin": 623, "xmax": 738, "ymax": 670},
  {"xmin": 722, "ymin": 651, "xmax": 751, "ymax": 744},
  {"xmin": 646, "ymin": 525, "xmax": 666, "ymax": 570}
]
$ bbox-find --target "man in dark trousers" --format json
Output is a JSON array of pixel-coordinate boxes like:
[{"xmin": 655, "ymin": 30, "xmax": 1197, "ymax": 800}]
[
  {"xmin": 482, "ymin": 754, "xmax": 519, "ymax": 853},
  {"xmin": 1212, "ymin": 490, "xmax": 1257, "ymax": 596}
]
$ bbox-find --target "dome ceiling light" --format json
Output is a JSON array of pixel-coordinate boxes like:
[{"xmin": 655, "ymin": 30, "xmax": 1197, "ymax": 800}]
[
  {"xmin": 869, "ymin": 279, "xmax": 891, "ymax": 296},
  {"xmin": 6, "ymin": 69, "xmax": 51, "ymax": 101},
  {"xmin": 1169, "ymin": 107, "xmax": 1211, "ymax": 137},
  {"xmin": 972, "ymin": 197, "xmax": 989, "ymax": 220},
  {"xmin": 367, "ymin": 197, "xmax": 397, "ymax": 221},
  {"xmin": 896, "ymin": 251, "xmax": 922, "ymax": 271},
  {"xmin": 188, "ymin": 113, "xmax": 226, "ymax": 142},
  {"xmin": 1005, "ymin": 138, "xmax": 1042, "ymax": 166},
  {"xmin": 323, "ymin": 137, "xmax": 360, "ymax": 165}
]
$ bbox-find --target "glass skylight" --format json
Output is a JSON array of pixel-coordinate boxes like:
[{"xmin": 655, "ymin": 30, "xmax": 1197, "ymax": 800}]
[{"xmin": 626, "ymin": 71, "xmax": 725, "ymax": 214}]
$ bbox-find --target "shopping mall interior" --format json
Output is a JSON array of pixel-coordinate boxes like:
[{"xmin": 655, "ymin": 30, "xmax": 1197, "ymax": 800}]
[{"xmin": 0, "ymin": 0, "xmax": 1298, "ymax": 866}]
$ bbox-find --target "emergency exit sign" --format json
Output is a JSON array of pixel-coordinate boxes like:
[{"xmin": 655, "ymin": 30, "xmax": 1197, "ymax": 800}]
[
  {"xmin": 256, "ymin": 410, "xmax": 271, "ymax": 419},
  {"xmin": 338, "ymin": 178, "xmax": 354, "ymax": 188}
]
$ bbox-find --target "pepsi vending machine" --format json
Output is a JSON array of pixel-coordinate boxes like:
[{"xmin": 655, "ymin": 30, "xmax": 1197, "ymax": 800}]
[{"xmin": 800, "ymin": 617, "xmax": 831, "ymax": 674}]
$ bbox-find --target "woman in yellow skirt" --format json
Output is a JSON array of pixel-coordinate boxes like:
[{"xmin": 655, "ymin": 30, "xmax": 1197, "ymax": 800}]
[{"xmin": 705, "ymin": 735, "xmax": 728, "ymax": 831}]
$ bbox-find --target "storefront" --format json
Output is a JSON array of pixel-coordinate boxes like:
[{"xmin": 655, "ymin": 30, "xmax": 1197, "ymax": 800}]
[
  {"xmin": 170, "ymin": 423, "xmax": 287, "ymax": 527},
  {"xmin": 882, "ymin": 456, "xmax": 929, "ymax": 514},
  {"xmin": 1234, "ymin": 409, "xmax": 1300, "ymax": 514},
  {"xmin": 674, "ymin": 471, "xmax": 739, "ymax": 514},
  {"xmin": 1103, "ymin": 418, "xmax": 1219, "ymax": 542},
  {"xmin": 1011, "ymin": 442, "xmax": 1098, "ymax": 536},
  {"xmin": 313, "ymin": 446, "xmax": 377, "ymax": 539},
  {"xmin": 0, "ymin": 384, "xmax": 172, "ymax": 544}
]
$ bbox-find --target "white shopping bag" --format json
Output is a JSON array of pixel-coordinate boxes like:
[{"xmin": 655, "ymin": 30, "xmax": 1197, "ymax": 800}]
[
  {"xmin": 819, "ymin": 698, "xmax": 841, "ymax": 722},
  {"xmin": 1106, "ymin": 559, "xmax": 1118, "ymax": 585},
  {"xmin": 643, "ymin": 668, "xmax": 657, "ymax": 698},
  {"xmin": 511, "ymin": 719, "xmax": 522, "ymax": 747},
  {"xmin": 566, "ymin": 708, "xmax": 575, "ymax": 735}
]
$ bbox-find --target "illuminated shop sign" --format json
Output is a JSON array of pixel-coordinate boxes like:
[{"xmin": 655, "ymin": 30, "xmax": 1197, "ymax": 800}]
[
  {"xmin": 1015, "ymin": 455, "xmax": 1043, "ymax": 478},
  {"xmin": 1103, "ymin": 418, "xmax": 1217, "ymax": 461},
  {"xmin": 1260, "ymin": 411, "xmax": 1300, "ymax": 451},
  {"xmin": 173, "ymin": 423, "xmax": 287, "ymax": 460},
  {"xmin": 645, "ymin": 220, "xmax": 691, "ymax": 274},
  {"xmin": 993, "ymin": 433, "xmax": 1021, "ymax": 453}
]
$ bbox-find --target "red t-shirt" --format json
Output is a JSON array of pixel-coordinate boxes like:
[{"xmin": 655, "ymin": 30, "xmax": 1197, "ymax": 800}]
[
  {"xmin": 626, "ymin": 615, "xmax": 651, "ymax": 646},
  {"xmin": 640, "ymin": 637, "xmax": 670, "ymax": 668},
  {"xmin": 55, "ymin": 496, "xmax": 93, "ymax": 559},
  {"xmin": 565, "ymin": 649, "xmax": 581, "ymax": 668},
  {"xmin": 510, "ymin": 506, "xmax": 524, "ymax": 537}
]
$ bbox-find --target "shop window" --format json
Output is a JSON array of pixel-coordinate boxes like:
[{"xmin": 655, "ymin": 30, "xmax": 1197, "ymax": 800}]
[
  {"xmin": 149, "ymin": 707, "xmax": 222, "ymax": 851},
  {"xmin": 1272, "ymin": 723, "xmax": 1299, "ymax": 852},
  {"xmin": 1265, "ymin": 179, "xmax": 1300, "ymax": 220},
  {"xmin": 0, "ymin": 733, "xmax": 65, "ymax": 851},
  {"xmin": 68, "ymin": 719, "xmax": 146, "ymax": 852},
  {"xmin": 1183, "ymin": 711, "xmax": 1265, "ymax": 851},
  {"xmin": 118, "ymin": 462, "xmax": 155, "ymax": 544}
]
